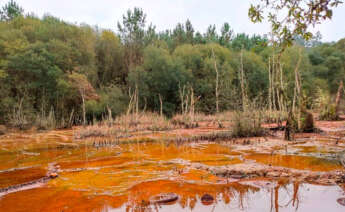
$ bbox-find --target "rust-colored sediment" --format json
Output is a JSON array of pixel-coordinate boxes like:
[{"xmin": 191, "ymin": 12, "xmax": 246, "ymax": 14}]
[
  {"xmin": 0, "ymin": 167, "xmax": 47, "ymax": 189},
  {"xmin": 0, "ymin": 120, "xmax": 345, "ymax": 211},
  {"xmin": 245, "ymin": 153, "xmax": 342, "ymax": 172}
]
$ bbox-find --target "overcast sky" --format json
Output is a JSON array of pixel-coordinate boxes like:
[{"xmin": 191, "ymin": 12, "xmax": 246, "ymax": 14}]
[{"xmin": 5, "ymin": 0, "xmax": 345, "ymax": 42}]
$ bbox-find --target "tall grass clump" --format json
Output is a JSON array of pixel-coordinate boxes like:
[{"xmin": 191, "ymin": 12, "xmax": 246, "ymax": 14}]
[
  {"xmin": 115, "ymin": 112, "xmax": 173, "ymax": 131},
  {"xmin": 231, "ymin": 110, "xmax": 265, "ymax": 137},
  {"xmin": 35, "ymin": 107, "xmax": 57, "ymax": 130},
  {"xmin": 230, "ymin": 100, "xmax": 266, "ymax": 137},
  {"xmin": 316, "ymin": 88, "xmax": 339, "ymax": 121}
]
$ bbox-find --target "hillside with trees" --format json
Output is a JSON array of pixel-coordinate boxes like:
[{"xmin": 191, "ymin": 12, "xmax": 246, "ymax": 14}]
[{"xmin": 0, "ymin": 0, "xmax": 344, "ymax": 129}]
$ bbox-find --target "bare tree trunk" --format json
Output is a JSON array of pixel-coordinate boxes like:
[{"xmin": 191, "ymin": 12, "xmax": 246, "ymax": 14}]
[
  {"xmin": 212, "ymin": 48, "xmax": 219, "ymax": 113},
  {"xmin": 190, "ymin": 87, "xmax": 195, "ymax": 122},
  {"xmin": 268, "ymin": 57, "xmax": 272, "ymax": 111},
  {"xmin": 68, "ymin": 109, "xmax": 74, "ymax": 128},
  {"xmin": 294, "ymin": 49, "xmax": 302, "ymax": 129},
  {"xmin": 240, "ymin": 48, "xmax": 247, "ymax": 111},
  {"xmin": 135, "ymin": 84, "xmax": 139, "ymax": 118},
  {"xmin": 107, "ymin": 106, "xmax": 112, "ymax": 125},
  {"xmin": 279, "ymin": 62, "xmax": 285, "ymax": 111},
  {"xmin": 127, "ymin": 87, "xmax": 135, "ymax": 115},
  {"xmin": 335, "ymin": 81, "xmax": 343, "ymax": 116},
  {"xmin": 159, "ymin": 94, "xmax": 163, "ymax": 116},
  {"xmin": 292, "ymin": 85, "xmax": 296, "ymax": 111},
  {"xmin": 285, "ymin": 49, "xmax": 302, "ymax": 140},
  {"xmin": 179, "ymin": 84, "xmax": 185, "ymax": 114},
  {"xmin": 185, "ymin": 91, "xmax": 189, "ymax": 115},
  {"xmin": 271, "ymin": 55, "xmax": 277, "ymax": 111},
  {"xmin": 81, "ymin": 91, "xmax": 86, "ymax": 126}
]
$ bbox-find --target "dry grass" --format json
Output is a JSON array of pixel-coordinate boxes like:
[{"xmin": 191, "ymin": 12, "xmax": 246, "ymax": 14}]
[
  {"xmin": 75, "ymin": 112, "xmax": 174, "ymax": 139},
  {"xmin": 230, "ymin": 110, "xmax": 266, "ymax": 138},
  {"xmin": 171, "ymin": 114, "xmax": 199, "ymax": 128},
  {"xmin": 75, "ymin": 107, "xmax": 287, "ymax": 140},
  {"xmin": 114, "ymin": 112, "xmax": 173, "ymax": 131},
  {"xmin": 75, "ymin": 125, "xmax": 117, "ymax": 139},
  {"xmin": 261, "ymin": 110, "xmax": 287, "ymax": 124}
]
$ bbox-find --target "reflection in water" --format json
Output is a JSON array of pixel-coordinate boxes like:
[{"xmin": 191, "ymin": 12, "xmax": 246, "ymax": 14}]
[
  {"xmin": 0, "ymin": 181, "xmax": 344, "ymax": 212},
  {"xmin": 105, "ymin": 181, "xmax": 344, "ymax": 212},
  {"xmin": 245, "ymin": 153, "xmax": 342, "ymax": 171},
  {"xmin": 0, "ymin": 131, "xmax": 344, "ymax": 211}
]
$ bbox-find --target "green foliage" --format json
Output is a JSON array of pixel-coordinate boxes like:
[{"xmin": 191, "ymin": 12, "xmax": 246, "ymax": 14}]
[
  {"xmin": 319, "ymin": 104, "xmax": 337, "ymax": 121},
  {"xmin": 249, "ymin": 0, "xmax": 342, "ymax": 48},
  {"xmin": 231, "ymin": 109, "xmax": 265, "ymax": 137},
  {"xmin": 0, "ymin": 0, "xmax": 23, "ymax": 21},
  {"xmin": 86, "ymin": 85, "xmax": 127, "ymax": 119},
  {"xmin": 0, "ymin": 1, "xmax": 344, "ymax": 128}
]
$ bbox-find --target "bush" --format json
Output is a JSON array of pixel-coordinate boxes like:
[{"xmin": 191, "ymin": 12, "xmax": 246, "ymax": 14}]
[
  {"xmin": 35, "ymin": 108, "xmax": 57, "ymax": 130},
  {"xmin": 115, "ymin": 112, "xmax": 173, "ymax": 131},
  {"xmin": 319, "ymin": 103, "xmax": 338, "ymax": 121},
  {"xmin": 299, "ymin": 108, "xmax": 315, "ymax": 132},
  {"xmin": 231, "ymin": 109, "xmax": 265, "ymax": 137},
  {"xmin": 171, "ymin": 114, "xmax": 198, "ymax": 129},
  {"xmin": 316, "ymin": 88, "xmax": 339, "ymax": 121}
]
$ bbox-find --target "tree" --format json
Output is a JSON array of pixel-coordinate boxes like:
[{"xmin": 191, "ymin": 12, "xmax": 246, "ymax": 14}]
[
  {"xmin": 95, "ymin": 30, "xmax": 123, "ymax": 87},
  {"xmin": 68, "ymin": 73, "xmax": 99, "ymax": 125},
  {"xmin": 249, "ymin": 0, "xmax": 343, "ymax": 48},
  {"xmin": 249, "ymin": 0, "xmax": 342, "ymax": 139},
  {"xmin": 172, "ymin": 23, "xmax": 186, "ymax": 48},
  {"xmin": 118, "ymin": 7, "xmax": 146, "ymax": 77},
  {"xmin": 0, "ymin": 0, "xmax": 23, "ymax": 21},
  {"xmin": 185, "ymin": 19, "xmax": 194, "ymax": 44},
  {"xmin": 130, "ymin": 46, "xmax": 189, "ymax": 116},
  {"xmin": 219, "ymin": 23, "xmax": 233, "ymax": 47},
  {"xmin": 205, "ymin": 25, "xmax": 218, "ymax": 43},
  {"xmin": 174, "ymin": 44, "xmax": 236, "ymax": 113}
]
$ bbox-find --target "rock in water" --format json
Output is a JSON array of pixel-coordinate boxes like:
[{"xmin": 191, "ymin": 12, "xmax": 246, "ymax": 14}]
[
  {"xmin": 201, "ymin": 194, "xmax": 214, "ymax": 205},
  {"xmin": 337, "ymin": 198, "xmax": 345, "ymax": 206},
  {"xmin": 150, "ymin": 193, "xmax": 178, "ymax": 204},
  {"xmin": 49, "ymin": 173, "xmax": 58, "ymax": 178}
]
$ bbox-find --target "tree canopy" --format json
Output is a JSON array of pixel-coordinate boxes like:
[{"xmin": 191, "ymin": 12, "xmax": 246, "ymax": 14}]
[{"xmin": 0, "ymin": 1, "xmax": 344, "ymax": 126}]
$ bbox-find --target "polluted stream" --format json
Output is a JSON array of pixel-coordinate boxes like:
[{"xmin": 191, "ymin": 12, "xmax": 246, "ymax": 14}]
[{"xmin": 0, "ymin": 129, "xmax": 344, "ymax": 211}]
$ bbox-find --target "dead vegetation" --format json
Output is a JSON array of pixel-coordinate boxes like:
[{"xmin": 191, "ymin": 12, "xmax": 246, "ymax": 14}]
[{"xmin": 231, "ymin": 110, "xmax": 265, "ymax": 137}]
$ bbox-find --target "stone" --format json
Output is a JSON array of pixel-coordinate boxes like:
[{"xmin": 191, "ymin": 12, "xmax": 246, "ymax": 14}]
[
  {"xmin": 267, "ymin": 171, "xmax": 280, "ymax": 178},
  {"xmin": 49, "ymin": 172, "xmax": 58, "ymax": 178},
  {"xmin": 281, "ymin": 172, "xmax": 290, "ymax": 177},
  {"xmin": 201, "ymin": 194, "xmax": 214, "ymax": 205},
  {"xmin": 150, "ymin": 193, "xmax": 179, "ymax": 204},
  {"xmin": 337, "ymin": 198, "xmax": 345, "ymax": 206},
  {"xmin": 231, "ymin": 174, "xmax": 245, "ymax": 179}
]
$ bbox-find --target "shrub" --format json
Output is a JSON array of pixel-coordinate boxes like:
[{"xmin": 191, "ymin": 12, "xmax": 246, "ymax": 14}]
[
  {"xmin": 231, "ymin": 109, "xmax": 265, "ymax": 137},
  {"xmin": 316, "ymin": 88, "xmax": 339, "ymax": 121},
  {"xmin": 298, "ymin": 108, "xmax": 315, "ymax": 132},
  {"xmin": 35, "ymin": 108, "xmax": 57, "ymax": 130},
  {"xmin": 171, "ymin": 114, "xmax": 199, "ymax": 129},
  {"xmin": 319, "ymin": 103, "xmax": 338, "ymax": 120}
]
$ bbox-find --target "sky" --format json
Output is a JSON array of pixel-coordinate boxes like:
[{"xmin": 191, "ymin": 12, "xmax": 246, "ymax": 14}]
[{"xmin": 4, "ymin": 0, "xmax": 345, "ymax": 42}]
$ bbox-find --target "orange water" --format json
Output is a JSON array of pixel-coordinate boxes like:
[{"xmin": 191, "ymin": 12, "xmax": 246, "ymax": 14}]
[{"xmin": 0, "ymin": 130, "xmax": 344, "ymax": 211}]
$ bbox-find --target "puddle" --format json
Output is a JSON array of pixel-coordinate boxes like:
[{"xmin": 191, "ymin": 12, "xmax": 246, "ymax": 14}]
[
  {"xmin": 0, "ymin": 167, "xmax": 46, "ymax": 189},
  {"xmin": 245, "ymin": 153, "xmax": 343, "ymax": 171},
  {"xmin": 0, "ymin": 130, "xmax": 344, "ymax": 211},
  {"xmin": 0, "ymin": 181, "xmax": 344, "ymax": 212}
]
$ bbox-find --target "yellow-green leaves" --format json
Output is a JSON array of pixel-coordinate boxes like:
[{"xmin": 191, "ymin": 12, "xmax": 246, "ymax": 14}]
[{"xmin": 0, "ymin": 70, "xmax": 7, "ymax": 79}]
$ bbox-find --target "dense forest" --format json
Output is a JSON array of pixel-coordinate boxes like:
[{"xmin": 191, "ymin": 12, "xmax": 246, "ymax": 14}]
[{"xmin": 0, "ymin": 1, "xmax": 344, "ymax": 128}]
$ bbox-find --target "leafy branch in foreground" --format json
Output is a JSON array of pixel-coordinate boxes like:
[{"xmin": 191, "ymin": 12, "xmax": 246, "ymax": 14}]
[{"xmin": 249, "ymin": 0, "xmax": 343, "ymax": 47}]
